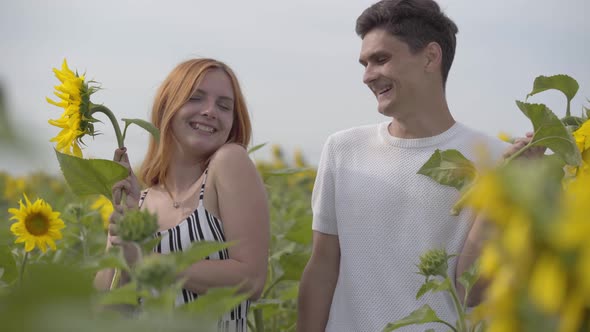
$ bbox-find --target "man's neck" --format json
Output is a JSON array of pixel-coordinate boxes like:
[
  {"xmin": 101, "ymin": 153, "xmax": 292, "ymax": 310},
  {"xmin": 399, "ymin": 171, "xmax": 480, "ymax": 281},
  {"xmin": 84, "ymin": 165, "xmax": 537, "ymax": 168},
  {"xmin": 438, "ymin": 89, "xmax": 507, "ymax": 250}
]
[{"xmin": 388, "ymin": 93, "xmax": 455, "ymax": 139}]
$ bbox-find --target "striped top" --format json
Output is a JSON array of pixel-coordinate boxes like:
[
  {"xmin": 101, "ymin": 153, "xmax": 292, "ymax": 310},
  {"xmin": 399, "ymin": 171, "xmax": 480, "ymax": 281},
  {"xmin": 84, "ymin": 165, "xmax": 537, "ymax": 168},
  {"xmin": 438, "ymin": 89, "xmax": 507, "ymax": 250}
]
[{"xmin": 139, "ymin": 169, "xmax": 249, "ymax": 332}]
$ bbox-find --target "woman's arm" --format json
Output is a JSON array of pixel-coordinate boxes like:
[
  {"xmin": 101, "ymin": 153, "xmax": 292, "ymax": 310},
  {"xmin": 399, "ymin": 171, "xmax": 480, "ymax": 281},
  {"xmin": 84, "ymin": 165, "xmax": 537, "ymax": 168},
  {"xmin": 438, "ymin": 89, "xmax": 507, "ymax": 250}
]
[{"xmin": 179, "ymin": 144, "xmax": 270, "ymax": 299}]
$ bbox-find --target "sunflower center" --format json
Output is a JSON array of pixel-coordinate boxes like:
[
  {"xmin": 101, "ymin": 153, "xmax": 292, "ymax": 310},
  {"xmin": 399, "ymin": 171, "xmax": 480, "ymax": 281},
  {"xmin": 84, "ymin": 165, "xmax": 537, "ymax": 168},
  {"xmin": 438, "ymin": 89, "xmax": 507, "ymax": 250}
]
[{"xmin": 25, "ymin": 212, "xmax": 50, "ymax": 236}]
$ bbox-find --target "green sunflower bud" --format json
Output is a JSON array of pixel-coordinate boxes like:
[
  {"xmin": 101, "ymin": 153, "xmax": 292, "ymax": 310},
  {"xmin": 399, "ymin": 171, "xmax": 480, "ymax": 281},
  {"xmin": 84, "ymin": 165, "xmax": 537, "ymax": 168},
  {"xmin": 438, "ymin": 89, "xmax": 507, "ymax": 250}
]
[
  {"xmin": 135, "ymin": 255, "xmax": 176, "ymax": 291},
  {"xmin": 417, "ymin": 248, "xmax": 450, "ymax": 279},
  {"xmin": 118, "ymin": 209, "xmax": 158, "ymax": 243},
  {"xmin": 64, "ymin": 203, "xmax": 85, "ymax": 220}
]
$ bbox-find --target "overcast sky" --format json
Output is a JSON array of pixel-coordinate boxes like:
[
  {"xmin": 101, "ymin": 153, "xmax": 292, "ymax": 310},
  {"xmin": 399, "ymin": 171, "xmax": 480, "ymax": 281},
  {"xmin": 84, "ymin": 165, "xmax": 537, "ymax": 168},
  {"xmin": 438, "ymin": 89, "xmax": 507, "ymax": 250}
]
[{"xmin": 1, "ymin": 0, "xmax": 588, "ymax": 175}]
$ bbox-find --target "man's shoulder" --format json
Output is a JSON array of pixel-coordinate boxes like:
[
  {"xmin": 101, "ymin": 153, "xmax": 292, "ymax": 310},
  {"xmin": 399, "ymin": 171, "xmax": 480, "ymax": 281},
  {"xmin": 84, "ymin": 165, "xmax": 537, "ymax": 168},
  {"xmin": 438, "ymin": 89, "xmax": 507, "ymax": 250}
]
[
  {"xmin": 453, "ymin": 123, "xmax": 510, "ymax": 159},
  {"xmin": 327, "ymin": 123, "xmax": 382, "ymax": 144}
]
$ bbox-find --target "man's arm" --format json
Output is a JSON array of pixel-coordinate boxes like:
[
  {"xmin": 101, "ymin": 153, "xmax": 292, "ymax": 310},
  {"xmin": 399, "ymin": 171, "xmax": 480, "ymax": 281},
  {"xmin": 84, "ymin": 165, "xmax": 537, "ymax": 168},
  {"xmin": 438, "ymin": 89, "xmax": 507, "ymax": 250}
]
[
  {"xmin": 455, "ymin": 213, "xmax": 490, "ymax": 306},
  {"xmin": 297, "ymin": 231, "xmax": 340, "ymax": 332},
  {"xmin": 457, "ymin": 133, "xmax": 546, "ymax": 305}
]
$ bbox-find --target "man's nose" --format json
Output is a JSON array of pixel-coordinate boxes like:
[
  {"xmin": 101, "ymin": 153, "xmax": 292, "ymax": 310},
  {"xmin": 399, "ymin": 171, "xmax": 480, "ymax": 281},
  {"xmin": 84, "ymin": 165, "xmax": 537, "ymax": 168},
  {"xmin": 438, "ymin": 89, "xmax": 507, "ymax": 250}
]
[{"xmin": 363, "ymin": 65, "xmax": 378, "ymax": 85}]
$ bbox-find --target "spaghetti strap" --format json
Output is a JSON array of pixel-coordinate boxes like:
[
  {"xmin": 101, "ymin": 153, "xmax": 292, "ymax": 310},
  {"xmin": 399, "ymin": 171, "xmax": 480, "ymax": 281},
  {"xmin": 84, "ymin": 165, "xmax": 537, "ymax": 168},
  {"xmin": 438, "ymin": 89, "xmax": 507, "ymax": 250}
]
[
  {"xmin": 138, "ymin": 189, "xmax": 150, "ymax": 208},
  {"xmin": 198, "ymin": 168, "xmax": 209, "ymax": 202}
]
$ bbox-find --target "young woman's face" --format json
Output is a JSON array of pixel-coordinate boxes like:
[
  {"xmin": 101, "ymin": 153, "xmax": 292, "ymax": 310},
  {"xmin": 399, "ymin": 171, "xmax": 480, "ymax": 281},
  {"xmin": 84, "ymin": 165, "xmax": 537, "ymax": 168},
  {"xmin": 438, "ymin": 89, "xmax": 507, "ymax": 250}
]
[{"xmin": 170, "ymin": 69, "xmax": 235, "ymax": 159}]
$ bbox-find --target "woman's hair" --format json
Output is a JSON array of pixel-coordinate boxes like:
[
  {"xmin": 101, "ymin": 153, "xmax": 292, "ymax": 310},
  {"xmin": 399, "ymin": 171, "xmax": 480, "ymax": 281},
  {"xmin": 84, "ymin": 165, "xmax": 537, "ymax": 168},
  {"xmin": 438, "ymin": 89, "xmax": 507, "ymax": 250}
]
[{"xmin": 139, "ymin": 58, "xmax": 252, "ymax": 186}]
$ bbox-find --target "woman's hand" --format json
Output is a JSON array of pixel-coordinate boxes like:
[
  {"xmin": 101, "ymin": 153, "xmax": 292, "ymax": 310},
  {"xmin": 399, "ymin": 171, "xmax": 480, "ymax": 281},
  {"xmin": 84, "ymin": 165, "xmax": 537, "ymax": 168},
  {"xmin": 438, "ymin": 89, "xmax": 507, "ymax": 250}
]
[{"xmin": 112, "ymin": 147, "xmax": 141, "ymax": 210}]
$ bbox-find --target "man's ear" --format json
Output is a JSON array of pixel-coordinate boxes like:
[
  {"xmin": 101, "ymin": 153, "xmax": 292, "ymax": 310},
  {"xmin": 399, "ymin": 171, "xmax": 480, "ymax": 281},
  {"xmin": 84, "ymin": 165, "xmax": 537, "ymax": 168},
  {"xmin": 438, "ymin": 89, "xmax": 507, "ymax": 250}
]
[{"xmin": 424, "ymin": 41, "xmax": 442, "ymax": 73}]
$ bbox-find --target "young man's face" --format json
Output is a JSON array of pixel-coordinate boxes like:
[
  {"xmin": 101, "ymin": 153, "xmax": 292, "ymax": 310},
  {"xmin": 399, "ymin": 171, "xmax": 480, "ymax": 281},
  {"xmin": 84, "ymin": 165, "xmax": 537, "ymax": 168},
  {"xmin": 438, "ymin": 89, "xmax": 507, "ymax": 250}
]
[{"xmin": 359, "ymin": 28, "xmax": 428, "ymax": 117}]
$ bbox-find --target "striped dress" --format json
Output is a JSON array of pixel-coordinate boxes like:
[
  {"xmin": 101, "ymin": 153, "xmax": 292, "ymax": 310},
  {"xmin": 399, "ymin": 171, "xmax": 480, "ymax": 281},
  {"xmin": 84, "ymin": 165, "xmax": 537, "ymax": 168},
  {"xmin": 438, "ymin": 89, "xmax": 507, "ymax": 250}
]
[{"xmin": 139, "ymin": 169, "xmax": 250, "ymax": 332}]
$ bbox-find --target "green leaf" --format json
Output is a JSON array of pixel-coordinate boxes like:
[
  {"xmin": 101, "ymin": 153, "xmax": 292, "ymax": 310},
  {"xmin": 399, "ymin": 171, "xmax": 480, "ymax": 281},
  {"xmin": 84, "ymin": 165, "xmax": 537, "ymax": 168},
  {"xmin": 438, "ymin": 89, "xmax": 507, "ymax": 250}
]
[
  {"xmin": 416, "ymin": 278, "xmax": 451, "ymax": 300},
  {"xmin": 249, "ymin": 298, "xmax": 283, "ymax": 310},
  {"xmin": 83, "ymin": 250, "xmax": 129, "ymax": 272},
  {"xmin": 417, "ymin": 149, "xmax": 476, "ymax": 190},
  {"xmin": 265, "ymin": 167, "xmax": 312, "ymax": 177},
  {"xmin": 172, "ymin": 241, "xmax": 232, "ymax": 271},
  {"xmin": 382, "ymin": 305, "xmax": 447, "ymax": 331},
  {"xmin": 278, "ymin": 251, "xmax": 309, "ymax": 281},
  {"xmin": 515, "ymin": 101, "xmax": 582, "ymax": 166},
  {"xmin": 122, "ymin": 118, "xmax": 160, "ymax": 142},
  {"xmin": 0, "ymin": 246, "xmax": 17, "ymax": 284},
  {"xmin": 458, "ymin": 262, "xmax": 479, "ymax": 301},
  {"xmin": 99, "ymin": 281, "xmax": 140, "ymax": 306},
  {"xmin": 526, "ymin": 75, "xmax": 579, "ymax": 116},
  {"xmin": 248, "ymin": 142, "xmax": 267, "ymax": 154},
  {"xmin": 284, "ymin": 215, "xmax": 312, "ymax": 245},
  {"xmin": 55, "ymin": 150, "xmax": 129, "ymax": 198},
  {"xmin": 181, "ymin": 286, "xmax": 249, "ymax": 318}
]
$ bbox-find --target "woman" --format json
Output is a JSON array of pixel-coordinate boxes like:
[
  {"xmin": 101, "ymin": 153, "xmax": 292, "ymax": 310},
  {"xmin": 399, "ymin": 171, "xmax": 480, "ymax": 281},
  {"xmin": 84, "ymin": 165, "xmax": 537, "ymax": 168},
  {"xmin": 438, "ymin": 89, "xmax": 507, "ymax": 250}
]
[{"xmin": 94, "ymin": 58, "xmax": 270, "ymax": 331}]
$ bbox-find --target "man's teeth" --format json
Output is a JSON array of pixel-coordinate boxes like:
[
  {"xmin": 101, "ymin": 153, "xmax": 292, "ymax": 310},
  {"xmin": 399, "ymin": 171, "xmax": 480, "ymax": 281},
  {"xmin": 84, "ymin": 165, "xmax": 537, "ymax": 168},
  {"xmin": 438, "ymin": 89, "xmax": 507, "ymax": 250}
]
[
  {"xmin": 379, "ymin": 87, "xmax": 391, "ymax": 95},
  {"xmin": 191, "ymin": 123, "xmax": 215, "ymax": 133}
]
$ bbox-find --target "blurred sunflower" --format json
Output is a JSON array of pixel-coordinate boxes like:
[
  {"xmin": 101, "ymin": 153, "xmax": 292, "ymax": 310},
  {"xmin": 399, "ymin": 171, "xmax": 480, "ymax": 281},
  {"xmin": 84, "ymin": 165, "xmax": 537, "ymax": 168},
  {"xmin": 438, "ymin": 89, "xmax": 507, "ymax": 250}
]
[
  {"xmin": 8, "ymin": 194, "xmax": 65, "ymax": 253},
  {"xmin": 46, "ymin": 59, "xmax": 98, "ymax": 157},
  {"xmin": 572, "ymin": 119, "xmax": 590, "ymax": 175},
  {"xmin": 91, "ymin": 195, "xmax": 114, "ymax": 230}
]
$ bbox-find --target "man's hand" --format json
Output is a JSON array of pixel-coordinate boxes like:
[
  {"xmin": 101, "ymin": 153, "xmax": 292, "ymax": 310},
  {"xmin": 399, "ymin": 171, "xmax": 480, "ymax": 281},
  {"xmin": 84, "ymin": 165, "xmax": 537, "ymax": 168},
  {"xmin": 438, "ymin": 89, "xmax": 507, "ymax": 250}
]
[{"xmin": 502, "ymin": 132, "xmax": 547, "ymax": 160}]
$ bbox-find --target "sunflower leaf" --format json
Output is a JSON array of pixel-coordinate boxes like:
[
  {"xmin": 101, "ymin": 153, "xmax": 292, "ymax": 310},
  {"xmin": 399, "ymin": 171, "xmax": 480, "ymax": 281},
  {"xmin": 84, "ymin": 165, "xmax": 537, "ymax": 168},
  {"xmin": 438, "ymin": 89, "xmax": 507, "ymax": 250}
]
[
  {"xmin": 526, "ymin": 75, "xmax": 579, "ymax": 117},
  {"xmin": 278, "ymin": 251, "xmax": 309, "ymax": 281},
  {"xmin": 515, "ymin": 101, "xmax": 582, "ymax": 166},
  {"xmin": 417, "ymin": 149, "xmax": 476, "ymax": 191},
  {"xmin": 172, "ymin": 241, "xmax": 233, "ymax": 272},
  {"xmin": 122, "ymin": 118, "xmax": 160, "ymax": 143},
  {"xmin": 99, "ymin": 281, "xmax": 141, "ymax": 306},
  {"xmin": 382, "ymin": 304, "xmax": 447, "ymax": 331},
  {"xmin": 181, "ymin": 286, "xmax": 249, "ymax": 318},
  {"xmin": 55, "ymin": 150, "xmax": 128, "ymax": 198},
  {"xmin": 248, "ymin": 142, "xmax": 267, "ymax": 154},
  {"xmin": 0, "ymin": 246, "xmax": 17, "ymax": 284}
]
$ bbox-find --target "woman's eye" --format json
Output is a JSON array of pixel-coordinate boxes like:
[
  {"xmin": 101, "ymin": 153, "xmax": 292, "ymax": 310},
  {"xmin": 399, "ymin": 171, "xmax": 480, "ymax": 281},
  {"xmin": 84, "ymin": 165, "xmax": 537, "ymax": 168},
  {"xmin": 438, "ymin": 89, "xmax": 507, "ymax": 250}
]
[
  {"xmin": 189, "ymin": 96, "xmax": 202, "ymax": 101},
  {"xmin": 218, "ymin": 104, "xmax": 232, "ymax": 111}
]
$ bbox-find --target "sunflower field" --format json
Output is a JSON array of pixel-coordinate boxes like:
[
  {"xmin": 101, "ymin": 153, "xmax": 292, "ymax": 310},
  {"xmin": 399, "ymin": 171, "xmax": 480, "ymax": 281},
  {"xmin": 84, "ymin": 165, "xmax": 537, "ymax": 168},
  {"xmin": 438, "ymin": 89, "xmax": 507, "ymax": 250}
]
[{"xmin": 1, "ymin": 61, "xmax": 589, "ymax": 332}]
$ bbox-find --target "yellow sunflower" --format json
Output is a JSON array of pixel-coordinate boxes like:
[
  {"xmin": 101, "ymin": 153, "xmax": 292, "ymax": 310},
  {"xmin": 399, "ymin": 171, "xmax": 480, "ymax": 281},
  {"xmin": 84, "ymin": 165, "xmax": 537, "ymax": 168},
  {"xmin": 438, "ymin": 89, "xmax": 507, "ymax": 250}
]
[
  {"xmin": 572, "ymin": 119, "xmax": 590, "ymax": 175},
  {"xmin": 90, "ymin": 195, "xmax": 114, "ymax": 230},
  {"xmin": 8, "ymin": 194, "xmax": 65, "ymax": 253},
  {"xmin": 46, "ymin": 59, "xmax": 98, "ymax": 157}
]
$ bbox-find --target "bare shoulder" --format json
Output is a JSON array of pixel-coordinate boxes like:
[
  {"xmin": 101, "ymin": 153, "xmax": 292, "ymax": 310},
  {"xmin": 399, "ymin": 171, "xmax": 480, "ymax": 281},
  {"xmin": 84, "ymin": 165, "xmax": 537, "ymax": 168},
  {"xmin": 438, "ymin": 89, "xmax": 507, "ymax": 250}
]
[
  {"xmin": 209, "ymin": 143, "xmax": 256, "ymax": 177},
  {"xmin": 210, "ymin": 143, "xmax": 251, "ymax": 166}
]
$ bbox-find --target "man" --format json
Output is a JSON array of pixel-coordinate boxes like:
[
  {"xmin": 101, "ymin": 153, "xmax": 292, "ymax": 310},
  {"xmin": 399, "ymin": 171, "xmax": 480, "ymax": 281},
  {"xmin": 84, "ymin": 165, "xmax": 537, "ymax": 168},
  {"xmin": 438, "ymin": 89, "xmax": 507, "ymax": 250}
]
[{"xmin": 297, "ymin": 1, "xmax": 526, "ymax": 331}]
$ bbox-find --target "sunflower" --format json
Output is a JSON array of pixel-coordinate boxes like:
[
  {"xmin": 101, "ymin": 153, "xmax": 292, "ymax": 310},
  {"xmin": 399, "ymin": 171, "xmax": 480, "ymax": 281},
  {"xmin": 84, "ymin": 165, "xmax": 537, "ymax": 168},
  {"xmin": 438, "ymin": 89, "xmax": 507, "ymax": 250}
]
[
  {"xmin": 46, "ymin": 59, "xmax": 98, "ymax": 157},
  {"xmin": 8, "ymin": 194, "xmax": 65, "ymax": 253},
  {"xmin": 90, "ymin": 195, "xmax": 114, "ymax": 230}
]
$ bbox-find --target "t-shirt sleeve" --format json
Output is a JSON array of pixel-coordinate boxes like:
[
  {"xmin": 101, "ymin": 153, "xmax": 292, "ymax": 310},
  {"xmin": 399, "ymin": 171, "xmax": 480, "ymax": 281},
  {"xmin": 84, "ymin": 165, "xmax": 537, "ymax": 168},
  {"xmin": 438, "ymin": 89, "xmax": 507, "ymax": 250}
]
[{"xmin": 311, "ymin": 135, "xmax": 338, "ymax": 235}]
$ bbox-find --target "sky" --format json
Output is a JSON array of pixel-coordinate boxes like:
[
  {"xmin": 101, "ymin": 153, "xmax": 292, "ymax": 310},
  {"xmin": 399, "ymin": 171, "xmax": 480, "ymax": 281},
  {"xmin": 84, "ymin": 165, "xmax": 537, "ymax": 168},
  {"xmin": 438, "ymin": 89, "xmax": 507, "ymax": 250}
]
[{"xmin": 1, "ymin": 0, "xmax": 588, "ymax": 175}]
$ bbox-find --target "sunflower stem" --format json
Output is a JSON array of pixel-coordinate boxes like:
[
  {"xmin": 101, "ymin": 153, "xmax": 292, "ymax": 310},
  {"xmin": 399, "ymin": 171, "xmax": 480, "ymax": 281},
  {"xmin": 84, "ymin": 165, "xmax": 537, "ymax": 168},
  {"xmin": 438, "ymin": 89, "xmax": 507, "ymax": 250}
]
[
  {"xmin": 90, "ymin": 104, "xmax": 125, "ymax": 149},
  {"xmin": 18, "ymin": 251, "xmax": 29, "ymax": 288}
]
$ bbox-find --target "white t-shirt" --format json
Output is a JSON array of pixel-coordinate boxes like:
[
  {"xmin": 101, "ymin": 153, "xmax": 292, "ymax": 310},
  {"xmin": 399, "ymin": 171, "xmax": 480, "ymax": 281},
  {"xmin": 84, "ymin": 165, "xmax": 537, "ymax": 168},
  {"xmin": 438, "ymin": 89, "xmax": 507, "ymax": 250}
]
[{"xmin": 312, "ymin": 121, "xmax": 507, "ymax": 332}]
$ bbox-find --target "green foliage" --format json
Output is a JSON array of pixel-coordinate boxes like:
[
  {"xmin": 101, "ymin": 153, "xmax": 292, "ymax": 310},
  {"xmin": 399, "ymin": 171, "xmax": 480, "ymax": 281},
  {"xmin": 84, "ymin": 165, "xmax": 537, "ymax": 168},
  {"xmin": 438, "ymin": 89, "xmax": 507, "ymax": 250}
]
[
  {"xmin": 118, "ymin": 209, "xmax": 159, "ymax": 242},
  {"xmin": 382, "ymin": 305, "xmax": 449, "ymax": 332},
  {"xmin": 122, "ymin": 118, "xmax": 160, "ymax": 143},
  {"xmin": 55, "ymin": 150, "xmax": 128, "ymax": 198},
  {"xmin": 515, "ymin": 101, "xmax": 581, "ymax": 166},
  {"xmin": 526, "ymin": 74, "xmax": 579, "ymax": 117},
  {"xmin": 417, "ymin": 149, "xmax": 476, "ymax": 190}
]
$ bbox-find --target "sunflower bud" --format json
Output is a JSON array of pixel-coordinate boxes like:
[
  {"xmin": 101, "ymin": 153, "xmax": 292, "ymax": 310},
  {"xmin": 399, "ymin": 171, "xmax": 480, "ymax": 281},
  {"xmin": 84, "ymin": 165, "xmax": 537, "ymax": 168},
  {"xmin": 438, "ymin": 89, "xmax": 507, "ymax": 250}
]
[
  {"xmin": 118, "ymin": 209, "xmax": 158, "ymax": 243},
  {"xmin": 418, "ymin": 248, "xmax": 450, "ymax": 279},
  {"xmin": 64, "ymin": 203, "xmax": 85, "ymax": 220},
  {"xmin": 135, "ymin": 255, "xmax": 176, "ymax": 291}
]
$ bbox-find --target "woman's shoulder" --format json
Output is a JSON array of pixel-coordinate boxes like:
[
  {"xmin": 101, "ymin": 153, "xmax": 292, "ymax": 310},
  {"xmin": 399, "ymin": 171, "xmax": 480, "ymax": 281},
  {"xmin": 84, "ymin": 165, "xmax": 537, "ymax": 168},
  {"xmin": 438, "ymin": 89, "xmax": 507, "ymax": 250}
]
[{"xmin": 209, "ymin": 143, "xmax": 254, "ymax": 174}]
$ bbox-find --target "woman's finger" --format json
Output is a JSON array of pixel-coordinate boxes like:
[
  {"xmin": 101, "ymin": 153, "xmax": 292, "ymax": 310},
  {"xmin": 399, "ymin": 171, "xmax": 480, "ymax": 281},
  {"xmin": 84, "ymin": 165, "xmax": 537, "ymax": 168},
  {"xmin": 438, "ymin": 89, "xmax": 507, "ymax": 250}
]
[
  {"xmin": 108, "ymin": 223, "xmax": 119, "ymax": 237},
  {"xmin": 113, "ymin": 147, "xmax": 127, "ymax": 163}
]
